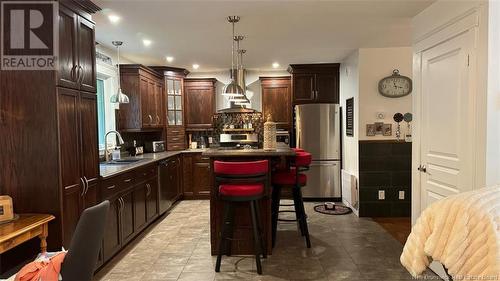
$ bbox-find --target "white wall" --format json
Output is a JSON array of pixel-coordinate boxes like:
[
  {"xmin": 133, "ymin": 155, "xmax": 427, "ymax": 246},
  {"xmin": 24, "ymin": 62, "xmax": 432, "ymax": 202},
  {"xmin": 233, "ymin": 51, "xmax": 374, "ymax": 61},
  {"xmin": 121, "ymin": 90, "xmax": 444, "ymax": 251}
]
[
  {"xmin": 486, "ymin": 0, "xmax": 500, "ymax": 186},
  {"xmin": 187, "ymin": 69, "xmax": 289, "ymax": 111},
  {"xmin": 358, "ymin": 47, "xmax": 413, "ymax": 141},
  {"xmin": 340, "ymin": 50, "xmax": 359, "ymax": 178}
]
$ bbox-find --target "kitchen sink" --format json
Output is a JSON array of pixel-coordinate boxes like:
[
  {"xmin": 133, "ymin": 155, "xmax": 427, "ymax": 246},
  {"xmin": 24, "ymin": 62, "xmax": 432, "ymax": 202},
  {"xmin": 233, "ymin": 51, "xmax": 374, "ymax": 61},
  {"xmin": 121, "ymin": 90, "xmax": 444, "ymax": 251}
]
[{"xmin": 103, "ymin": 158, "xmax": 144, "ymax": 165}]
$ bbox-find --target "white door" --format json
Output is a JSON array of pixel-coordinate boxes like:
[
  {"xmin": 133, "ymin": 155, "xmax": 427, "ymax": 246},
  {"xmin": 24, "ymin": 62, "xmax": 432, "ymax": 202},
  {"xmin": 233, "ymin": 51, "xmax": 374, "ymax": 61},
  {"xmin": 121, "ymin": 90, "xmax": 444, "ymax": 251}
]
[{"xmin": 419, "ymin": 29, "xmax": 475, "ymax": 211}]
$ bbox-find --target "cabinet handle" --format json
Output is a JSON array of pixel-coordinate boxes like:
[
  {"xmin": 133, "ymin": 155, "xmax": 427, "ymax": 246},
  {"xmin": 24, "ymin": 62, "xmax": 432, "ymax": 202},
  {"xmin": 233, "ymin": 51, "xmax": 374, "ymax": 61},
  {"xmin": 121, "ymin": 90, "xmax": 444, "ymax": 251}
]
[
  {"xmin": 79, "ymin": 65, "xmax": 85, "ymax": 85},
  {"xmin": 70, "ymin": 65, "xmax": 76, "ymax": 81},
  {"xmin": 80, "ymin": 178, "xmax": 85, "ymax": 197},
  {"xmin": 171, "ymin": 130, "xmax": 180, "ymax": 133},
  {"xmin": 107, "ymin": 185, "xmax": 116, "ymax": 190},
  {"xmin": 83, "ymin": 176, "xmax": 89, "ymax": 195},
  {"xmin": 119, "ymin": 198, "xmax": 124, "ymax": 212},
  {"xmin": 148, "ymin": 115, "xmax": 153, "ymax": 125},
  {"xmin": 124, "ymin": 178, "xmax": 132, "ymax": 183},
  {"xmin": 146, "ymin": 183, "xmax": 151, "ymax": 196},
  {"xmin": 156, "ymin": 115, "xmax": 160, "ymax": 124}
]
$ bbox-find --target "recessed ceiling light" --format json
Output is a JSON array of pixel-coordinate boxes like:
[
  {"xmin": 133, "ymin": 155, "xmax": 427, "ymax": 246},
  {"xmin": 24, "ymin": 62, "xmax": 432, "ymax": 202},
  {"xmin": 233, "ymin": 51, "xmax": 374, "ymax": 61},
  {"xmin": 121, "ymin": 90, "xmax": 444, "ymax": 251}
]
[
  {"xmin": 192, "ymin": 64, "xmax": 199, "ymax": 70},
  {"xmin": 142, "ymin": 39, "xmax": 152, "ymax": 47},
  {"xmin": 108, "ymin": 14, "xmax": 120, "ymax": 24},
  {"xmin": 166, "ymin": 56, "xmax": 174, "ymax": 63},
  {"xmin": 272, "ymin": 62, "xmax": 280, "ymax": 68}
]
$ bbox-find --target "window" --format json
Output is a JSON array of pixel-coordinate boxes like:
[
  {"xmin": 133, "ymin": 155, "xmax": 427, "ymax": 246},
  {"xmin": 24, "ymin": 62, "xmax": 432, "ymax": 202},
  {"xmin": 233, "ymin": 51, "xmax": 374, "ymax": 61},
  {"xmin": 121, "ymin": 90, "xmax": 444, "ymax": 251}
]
[{"xmin": 97, "ymin": 79, "xmax": 106, "ymax": 149}]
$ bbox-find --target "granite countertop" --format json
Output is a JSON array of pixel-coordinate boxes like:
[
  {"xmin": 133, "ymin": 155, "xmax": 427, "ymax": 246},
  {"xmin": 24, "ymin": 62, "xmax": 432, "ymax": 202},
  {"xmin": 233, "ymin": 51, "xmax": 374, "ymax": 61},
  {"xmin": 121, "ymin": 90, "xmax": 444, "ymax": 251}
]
[
  {"xmin": 99, "ymin": 149, "xmax": 205, "ymax": 179},
  {"xmin": 202, "ymin": 147, "xmax": 295, "ymax": 157}
]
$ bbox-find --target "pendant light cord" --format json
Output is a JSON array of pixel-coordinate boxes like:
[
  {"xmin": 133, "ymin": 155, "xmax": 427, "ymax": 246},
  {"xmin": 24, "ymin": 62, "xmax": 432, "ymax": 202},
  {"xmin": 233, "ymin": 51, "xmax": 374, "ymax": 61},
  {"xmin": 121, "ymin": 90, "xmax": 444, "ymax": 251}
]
[{"xmin": 116, "ymin": 44, "xmax": 121, "ymax": 89}]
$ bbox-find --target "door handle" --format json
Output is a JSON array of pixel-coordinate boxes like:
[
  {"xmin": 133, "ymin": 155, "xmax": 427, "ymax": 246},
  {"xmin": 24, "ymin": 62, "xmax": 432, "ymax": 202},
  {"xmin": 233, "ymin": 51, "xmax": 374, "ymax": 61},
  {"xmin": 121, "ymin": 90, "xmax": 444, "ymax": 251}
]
[
  {"xmin": 80, "ymin": 178, "xmax": 85, "ymax": 196},
  {"xmin": 418, "ymin": 165, "xmax": 427, "ymax": 173},
  {"xmin": 83, "ymin": 176, "xmax": 89, "ymax": 195}
]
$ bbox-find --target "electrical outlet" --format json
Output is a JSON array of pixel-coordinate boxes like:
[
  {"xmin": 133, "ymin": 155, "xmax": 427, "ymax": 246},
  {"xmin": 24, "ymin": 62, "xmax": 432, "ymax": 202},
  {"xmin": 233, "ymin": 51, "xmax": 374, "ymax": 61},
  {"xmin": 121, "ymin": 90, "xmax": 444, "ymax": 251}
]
[
  {"xmin": 378, "ymin": 190, "xmax": 385, "ymax": 200},
  {"xmin": 399, "ymin": 190, "xmax": 405, "ymax": 200}
]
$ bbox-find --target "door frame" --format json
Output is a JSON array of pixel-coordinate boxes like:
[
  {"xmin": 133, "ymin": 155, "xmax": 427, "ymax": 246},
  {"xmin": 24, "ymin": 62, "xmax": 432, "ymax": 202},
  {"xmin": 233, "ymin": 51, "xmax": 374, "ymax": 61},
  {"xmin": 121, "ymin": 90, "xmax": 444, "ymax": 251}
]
[{"xmin": 411, "ymin": 7, "xmax": 484, "ymax": 225}]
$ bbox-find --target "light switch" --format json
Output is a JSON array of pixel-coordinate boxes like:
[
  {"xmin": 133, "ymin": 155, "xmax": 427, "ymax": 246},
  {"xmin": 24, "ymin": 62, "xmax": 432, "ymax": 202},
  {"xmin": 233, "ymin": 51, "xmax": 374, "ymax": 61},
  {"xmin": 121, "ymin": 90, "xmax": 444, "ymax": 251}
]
[{"xmin": 378, "ymin": 190, "xmax": 385, "ymax": 200}]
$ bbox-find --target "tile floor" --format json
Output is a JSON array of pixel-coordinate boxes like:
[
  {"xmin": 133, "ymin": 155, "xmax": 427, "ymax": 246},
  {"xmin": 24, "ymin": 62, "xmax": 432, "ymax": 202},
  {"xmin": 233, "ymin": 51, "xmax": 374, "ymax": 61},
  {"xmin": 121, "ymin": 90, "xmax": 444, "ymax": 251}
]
[{"xmin": 94, "ymin": 200, "xmax": 437, "ymax": 281}]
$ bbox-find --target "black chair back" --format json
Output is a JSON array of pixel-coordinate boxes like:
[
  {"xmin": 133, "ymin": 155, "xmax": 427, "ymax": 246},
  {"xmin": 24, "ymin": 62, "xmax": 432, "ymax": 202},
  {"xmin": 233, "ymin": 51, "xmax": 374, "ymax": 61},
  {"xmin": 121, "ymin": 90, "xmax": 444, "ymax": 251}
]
[{"xmin": 60, "ymin": 200, "xmax": 110, "ymax": 281}]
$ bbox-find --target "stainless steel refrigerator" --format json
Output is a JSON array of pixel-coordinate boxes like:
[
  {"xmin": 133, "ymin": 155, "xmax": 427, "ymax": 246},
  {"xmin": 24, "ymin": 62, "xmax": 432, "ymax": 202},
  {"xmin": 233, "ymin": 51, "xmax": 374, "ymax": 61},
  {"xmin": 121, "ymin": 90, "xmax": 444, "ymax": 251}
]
[{"xmin": 296, "ymin": 104, "xmax": 341, "ymax": 198}]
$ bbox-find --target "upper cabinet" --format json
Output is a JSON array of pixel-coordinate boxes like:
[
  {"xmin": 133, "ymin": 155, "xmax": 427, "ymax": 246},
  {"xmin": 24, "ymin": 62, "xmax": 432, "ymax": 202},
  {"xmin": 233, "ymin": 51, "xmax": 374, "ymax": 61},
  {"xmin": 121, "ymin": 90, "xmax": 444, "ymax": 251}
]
[
  {"xmin": 288, "ymin": 64, "xmax": 340, "ymax": 104},
  {"xmin": 118, "ymin": 65, "xmax": 164, "ymax": 131},
  {"xmin": 150, "ymin": 66, "xmax": 189, "ymax": 150},
  {"xmin": 260, "ymin": 76, "xmax": 292, "ymax": 130},
  {"xmin": 184, "ymin": 78, "xmax": 217, "ymax": 131},
  {"xmin": 57, "ymin": 5, "xmax": 96, "ymax": 93}
]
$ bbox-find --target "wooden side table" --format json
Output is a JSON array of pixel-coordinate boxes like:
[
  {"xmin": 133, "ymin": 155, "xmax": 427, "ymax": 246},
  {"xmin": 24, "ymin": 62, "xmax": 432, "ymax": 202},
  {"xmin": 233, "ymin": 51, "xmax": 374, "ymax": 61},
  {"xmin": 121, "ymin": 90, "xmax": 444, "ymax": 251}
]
[{"xmin": 0, "ymin": 214, "xmax": 55, "ymax": 254}]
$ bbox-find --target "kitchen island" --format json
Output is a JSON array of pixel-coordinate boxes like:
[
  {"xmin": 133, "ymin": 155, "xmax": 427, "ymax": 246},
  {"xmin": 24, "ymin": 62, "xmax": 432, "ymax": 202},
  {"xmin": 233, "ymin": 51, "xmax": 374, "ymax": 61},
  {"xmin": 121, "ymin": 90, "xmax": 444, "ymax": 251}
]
[{"xmin": 202, "ymin": 148, "xmax": 295, "ymax": 255}]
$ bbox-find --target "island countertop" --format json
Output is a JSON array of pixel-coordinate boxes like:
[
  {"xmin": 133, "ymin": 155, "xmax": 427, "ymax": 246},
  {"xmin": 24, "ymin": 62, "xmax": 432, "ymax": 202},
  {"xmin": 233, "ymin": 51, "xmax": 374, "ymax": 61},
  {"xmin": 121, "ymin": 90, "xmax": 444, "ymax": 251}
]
[{"xmin": 202, "ymin": 147, "xmax": 295, "ymax": 157}]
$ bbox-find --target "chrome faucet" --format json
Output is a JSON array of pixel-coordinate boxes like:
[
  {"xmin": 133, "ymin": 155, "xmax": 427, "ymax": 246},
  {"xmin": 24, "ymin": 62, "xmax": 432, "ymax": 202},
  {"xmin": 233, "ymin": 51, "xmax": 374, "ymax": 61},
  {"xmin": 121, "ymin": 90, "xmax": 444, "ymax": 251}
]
[{"xmin": 105, "ymin": 130, "xmax": 125, "ymax": 162}]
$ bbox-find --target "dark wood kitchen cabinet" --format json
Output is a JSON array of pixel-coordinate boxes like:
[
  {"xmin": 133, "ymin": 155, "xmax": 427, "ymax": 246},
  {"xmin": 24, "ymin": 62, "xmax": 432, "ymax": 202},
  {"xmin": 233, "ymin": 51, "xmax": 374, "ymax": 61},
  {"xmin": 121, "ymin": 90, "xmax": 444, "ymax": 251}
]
[
  {"xmin": 118, "ymin": 64, "xmax": 164, "ymax": 131},
  {"xmin": 184, "ymin": 78, "xmax": 217, "ymax": 130},
  {"xmin": 150, "ymin": 66, "xmax": 190, "ymax": 150},
  {"xmin": 58, "ymin": 87, "xmax": 100, "ymax": 247},
  {"xmin": 182, "ymin": 153, "xmax": 211, "ymax": 199},
  {"xmin": 57, "ymin": 5, "xmax": 96, "ymax": 93},
  {"xmin": 288, "ymin": 64, "xmax": 340, "ymax": 104},
  {"xmin": 260, "ymin": 76, "xmax": 292, "ymax": 130},
  {"xmin": 158, "ymin": 155, "xmax": 181, "ymax": 213},
  {"xmin": 0, "ymin": 1, "xmax": 101, "ymax": 271}
]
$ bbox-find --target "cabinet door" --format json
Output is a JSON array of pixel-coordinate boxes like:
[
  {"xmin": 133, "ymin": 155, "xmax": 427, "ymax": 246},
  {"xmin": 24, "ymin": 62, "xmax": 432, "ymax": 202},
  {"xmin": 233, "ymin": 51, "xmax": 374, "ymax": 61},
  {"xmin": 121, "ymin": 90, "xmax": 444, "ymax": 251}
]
[
  {"xmin": 154, "ymin": 81, "xmax": 163, "ymax": 126},
  {"xmin": 134, "ymin": 184, "xmax": 147, "ymax": 231},
  {"xmin": 121, "ymin": 190, "xmax": 135, "ymax": 244},
  {"xmin": 77, "ymin": 16, "xmax": 96, "ymax": 93},
  {"xmin": 62, "ymin": 182, "xmax": 83, "ymax": 248},
  {"xmin": 262, "ymin": 80, "xmax": 291, "ymax": 129},
  {"xmin": 79, "ymin": 93, "xmax": 99, "ymax": 186},
  {"xmin": 315, "ymin": 73, "xmax": 339, "ymax": 103},
  {"xmin": 292, "ymin": 74, "xmax": 315, "ymax": 104},
  {"xmin": 193, "ymin": 161, "xmax": 211, "ymax": 198},
  {"xmin": 182, "ymin": 154, "xmax": 193, "ymax": 198},
  {"xmin": 103, "ymin": 197, "xmax": 121, "ymax": 261},
  {"xmin": 146, "ymin": 177, "xmax": 159, "ymax": 221},
  {"xmin": 184, "ymin": 85, "xmax": 214, "ymax": 129},
  {"xmin": 140, "ymin": 77, "xmax": 151, "ymax": 127},
  {"xmin": 57, "ymin": 6, "xmax": 78, "ymax": 89},
  {"xmin": 58, "ymin": 87, "xmax": 81, "ymax": 192},
  {"xmin": 147, "ymin": 79, "xmax": 159, "ymax": 127}
]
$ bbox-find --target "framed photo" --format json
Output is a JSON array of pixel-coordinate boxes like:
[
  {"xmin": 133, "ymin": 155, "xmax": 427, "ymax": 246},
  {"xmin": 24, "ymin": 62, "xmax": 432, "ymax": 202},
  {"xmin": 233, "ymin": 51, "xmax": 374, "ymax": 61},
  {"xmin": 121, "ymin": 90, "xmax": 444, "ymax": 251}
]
[
  {"xmin": 382, "ymin": 124, "xmax": 392, "ymax": 136},
  {"xmin": 374, "ymin": 122, "xmax": 384, "ymax": 135},
  {"xmin": 366, "ymin": 124, "xmax": 376, "ymax": 136}
]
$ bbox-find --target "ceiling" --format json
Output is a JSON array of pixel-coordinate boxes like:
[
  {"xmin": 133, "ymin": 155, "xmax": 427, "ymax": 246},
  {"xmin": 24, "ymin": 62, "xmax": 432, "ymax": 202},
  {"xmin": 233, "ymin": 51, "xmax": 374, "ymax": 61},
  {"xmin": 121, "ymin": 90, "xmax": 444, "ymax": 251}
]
[{"xmin": 93, "ymin": 0, "xmax": 434, "ymax": 72}]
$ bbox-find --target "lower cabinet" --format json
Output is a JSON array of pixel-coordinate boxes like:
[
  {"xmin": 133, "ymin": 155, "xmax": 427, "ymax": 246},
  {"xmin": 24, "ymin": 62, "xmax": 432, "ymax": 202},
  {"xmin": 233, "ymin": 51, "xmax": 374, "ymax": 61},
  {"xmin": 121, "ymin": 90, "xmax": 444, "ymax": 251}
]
[
  {"xmin": 183, "ymin": 153, "xmax": 211, "ymax": 199},
  {"xmin": 100, "ymin": 164, "xmax": 160, "ymax": 266}
]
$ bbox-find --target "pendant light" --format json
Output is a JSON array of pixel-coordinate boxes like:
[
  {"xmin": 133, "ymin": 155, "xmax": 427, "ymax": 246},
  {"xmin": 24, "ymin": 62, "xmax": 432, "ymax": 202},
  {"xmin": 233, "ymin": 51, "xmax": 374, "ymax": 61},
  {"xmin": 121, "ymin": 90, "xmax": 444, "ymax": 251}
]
[
  {"xmin": 110, "ymin": 41, "xmax": 130, "ymax": 104},
  {"xmin": 222, "ymin": 16, "xmax": 244, "ymax": 97},
  {"xmin": 230, "ymin": 39, "xmax": 250, "ymax": 106}
]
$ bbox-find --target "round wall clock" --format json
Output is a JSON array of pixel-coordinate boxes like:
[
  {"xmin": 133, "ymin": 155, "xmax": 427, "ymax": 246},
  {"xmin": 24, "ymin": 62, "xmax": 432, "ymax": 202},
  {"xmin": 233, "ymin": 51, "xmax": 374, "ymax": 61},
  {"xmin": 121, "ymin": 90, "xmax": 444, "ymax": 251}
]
[{"xmin": 378, "ymin": 69, "xmax": 412, "ymax": 98}]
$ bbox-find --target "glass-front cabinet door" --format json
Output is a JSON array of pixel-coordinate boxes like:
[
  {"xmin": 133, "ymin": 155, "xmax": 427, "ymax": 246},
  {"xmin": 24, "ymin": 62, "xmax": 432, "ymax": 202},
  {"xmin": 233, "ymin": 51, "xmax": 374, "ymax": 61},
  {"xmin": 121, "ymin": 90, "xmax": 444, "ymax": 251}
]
[{"xmin": 166, "ymin": 77, "xmax": 183, "ymax": 126}]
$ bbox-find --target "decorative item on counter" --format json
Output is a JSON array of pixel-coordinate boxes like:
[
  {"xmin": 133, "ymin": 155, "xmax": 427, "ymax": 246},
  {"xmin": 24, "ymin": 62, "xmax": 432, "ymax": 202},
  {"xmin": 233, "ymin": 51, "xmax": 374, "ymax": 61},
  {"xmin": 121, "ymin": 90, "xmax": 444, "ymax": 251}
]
[
  {"xmin": 191, "ymin": 141, "xmax": 198, "ymax": 149},
  {"xmin": 393, "ymin": 112, "xmax": 404, "ymax": 141},
  {"xmin": 263, "ymin": 114, "xmax": 277, "ymax": 151},
  {"xmin": 0, "ymin": 195, "xmax": 15, "ymax": 223},
  {"xmin": 188, "ymin": 134, "xmax": 193, "ymax": 148},
  {"xmin": 403, "ymin": 112, "xmax": 413, "ymax": 142}
]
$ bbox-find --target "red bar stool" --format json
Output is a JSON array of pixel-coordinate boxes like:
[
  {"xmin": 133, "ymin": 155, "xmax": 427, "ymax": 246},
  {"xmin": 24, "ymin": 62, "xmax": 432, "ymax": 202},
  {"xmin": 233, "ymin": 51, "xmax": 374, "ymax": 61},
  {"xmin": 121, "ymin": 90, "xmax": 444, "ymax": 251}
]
[
  {"xmin": 213, "ymin": 160, "xmax": 269, "ymax": 275},
  {"xmin": 271, "ymin": 151, "xmax": 312, "ymax": 248}
]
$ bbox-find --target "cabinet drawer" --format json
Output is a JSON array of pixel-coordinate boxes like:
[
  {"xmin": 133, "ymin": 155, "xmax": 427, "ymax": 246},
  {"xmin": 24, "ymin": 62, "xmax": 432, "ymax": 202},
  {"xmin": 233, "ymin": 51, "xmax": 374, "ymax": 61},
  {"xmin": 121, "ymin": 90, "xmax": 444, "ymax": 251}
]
[
  {"xmin": 135, "ymin": 164, "xmax": 157, "ymax": 183},
  {"xmin": 101, "ymin": 172, "xmax": 135, "ymax": 199},
  {"xmin": 167, "ymin": 142, "xmax": 186, "ymax": 151},
  {"xmin": 166, "ymin": 127, "xmax": 185, "ymax": 136},
  {"xmin": 167, "ymin": 135, "xmax": 185, "ymax": 144},
  {"xmin": 193, "ymin": 153, "xmax": 210, "ymax": 163}
]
